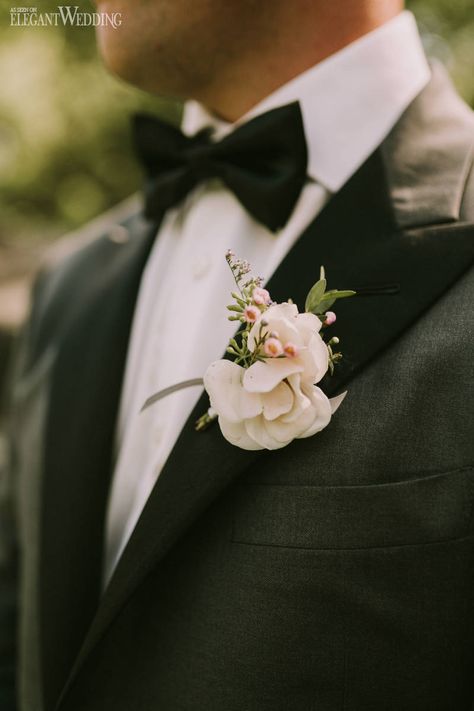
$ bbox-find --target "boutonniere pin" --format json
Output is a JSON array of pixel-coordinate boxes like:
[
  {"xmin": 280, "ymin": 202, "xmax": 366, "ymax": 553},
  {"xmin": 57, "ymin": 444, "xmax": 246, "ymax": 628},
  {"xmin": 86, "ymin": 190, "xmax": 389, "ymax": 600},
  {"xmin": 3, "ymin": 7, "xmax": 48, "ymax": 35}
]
[{"xmin": 194, "ymin": 251, "xmax": 355, "ymax": 450}]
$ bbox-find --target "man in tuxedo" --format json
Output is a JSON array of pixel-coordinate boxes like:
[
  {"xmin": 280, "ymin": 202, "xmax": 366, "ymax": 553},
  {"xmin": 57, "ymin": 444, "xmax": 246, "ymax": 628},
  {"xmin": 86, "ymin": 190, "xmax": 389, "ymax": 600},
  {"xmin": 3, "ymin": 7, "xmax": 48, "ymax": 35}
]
[{"xmin": 1, "ymin": 0, "xmax": 473, "ymax": 709}]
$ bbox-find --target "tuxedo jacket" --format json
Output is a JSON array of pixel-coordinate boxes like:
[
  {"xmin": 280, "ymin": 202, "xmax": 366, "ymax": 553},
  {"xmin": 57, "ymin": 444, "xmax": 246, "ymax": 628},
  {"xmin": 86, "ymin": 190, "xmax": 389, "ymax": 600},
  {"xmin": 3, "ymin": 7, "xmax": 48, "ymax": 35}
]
[{"xmin": 1, "ymin": 64, "xmax": 474, "ymax": 711}]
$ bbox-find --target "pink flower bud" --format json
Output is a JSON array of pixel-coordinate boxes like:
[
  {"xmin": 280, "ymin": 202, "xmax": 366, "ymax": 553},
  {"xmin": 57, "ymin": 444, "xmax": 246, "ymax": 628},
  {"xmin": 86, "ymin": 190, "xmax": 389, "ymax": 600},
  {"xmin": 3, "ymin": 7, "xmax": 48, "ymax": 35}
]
[
  {"xmin": 264, "ymin": 337, "xmax": 283, "ymax": 358},
  {"xmin": 325, "ymin": 311, "xmax": 337, "ymax": 326},
  {"xmin": 252, "ymin": 287, "xmax": 271, "ymax": 306},
  {"xmin": 244, "ymin": 305, "xmax": 260, "ymax": 323},
  {"xmin": 283, "ymin": 342, "xmax": 300, "ymax": 358}
]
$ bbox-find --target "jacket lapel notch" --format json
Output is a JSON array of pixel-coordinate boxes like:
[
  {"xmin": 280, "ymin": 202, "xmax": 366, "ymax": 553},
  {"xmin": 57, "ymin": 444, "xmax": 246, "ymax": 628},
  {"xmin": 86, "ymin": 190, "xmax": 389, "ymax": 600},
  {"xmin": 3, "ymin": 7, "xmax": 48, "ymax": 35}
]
[{"xmin": 382, "ymin": 62, "xmax": 474, "ymax": 230}]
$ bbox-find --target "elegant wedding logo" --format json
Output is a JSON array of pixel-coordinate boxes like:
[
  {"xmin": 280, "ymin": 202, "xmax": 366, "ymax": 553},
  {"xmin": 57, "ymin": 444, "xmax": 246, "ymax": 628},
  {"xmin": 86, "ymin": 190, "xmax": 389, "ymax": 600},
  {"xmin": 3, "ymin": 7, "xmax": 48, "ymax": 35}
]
[{"xmin": 10, "ymin": 6, "xmax": 123, "ymax": 28}]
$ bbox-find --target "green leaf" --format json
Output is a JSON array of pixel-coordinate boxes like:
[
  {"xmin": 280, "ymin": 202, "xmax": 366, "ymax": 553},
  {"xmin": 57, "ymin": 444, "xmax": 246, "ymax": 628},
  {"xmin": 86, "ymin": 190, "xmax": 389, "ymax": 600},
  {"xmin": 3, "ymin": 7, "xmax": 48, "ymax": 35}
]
[
  {"xmin": 305, "ymin": 277, "xmax": 327, "ymax": 313},
  {"xmin": 312, "ymin": 289, "xmax": 356, "ymax": 315},
  {"xmin": 329, "ymin": 289, "xmax": 357, "ymax": 299},
  {"xmin": 316, "ymin": 297, "xmax": 335, "ymax": 312}
]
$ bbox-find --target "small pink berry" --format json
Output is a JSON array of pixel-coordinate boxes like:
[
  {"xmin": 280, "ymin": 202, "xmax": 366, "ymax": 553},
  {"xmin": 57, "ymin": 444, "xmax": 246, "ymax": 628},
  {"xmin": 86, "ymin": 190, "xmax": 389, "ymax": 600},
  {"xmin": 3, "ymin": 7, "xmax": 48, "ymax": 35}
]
[
  {"xmin": 325, "ymin": 311, "xmax": 337, "ymax": 326},
  {"xmin": 244, "ymin": 305, "xmax": 260, "ymax": 323},
  {"xmin": 284, "ymin": 342, "xmax": 300, "ymax": 358},
  {"xmin": 264, "ymin": 337, "xmax": 283, "ymax": 358},
  {"xmin": 252, "ymin": 287, "xmax": 271, "ymax": 306}
]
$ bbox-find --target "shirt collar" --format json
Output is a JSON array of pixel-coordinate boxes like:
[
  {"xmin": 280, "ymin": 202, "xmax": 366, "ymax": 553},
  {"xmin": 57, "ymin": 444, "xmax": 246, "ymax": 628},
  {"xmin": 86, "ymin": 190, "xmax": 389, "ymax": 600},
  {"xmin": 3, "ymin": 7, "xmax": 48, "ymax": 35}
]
[{"xmin": 182, "ymin": 11, "xmax": 431, "ymax": 193}]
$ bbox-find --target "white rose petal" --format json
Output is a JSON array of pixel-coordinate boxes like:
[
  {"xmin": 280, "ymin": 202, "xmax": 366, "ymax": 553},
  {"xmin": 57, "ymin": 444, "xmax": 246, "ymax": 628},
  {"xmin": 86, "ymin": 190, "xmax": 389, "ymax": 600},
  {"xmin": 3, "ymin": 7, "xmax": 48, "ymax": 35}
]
[
  {"xmin": 299, "ymin": 333, "xmax": 329, "ymax": 384},
  {"xmin": 247, "ymin": 303, "xmax": 301, "ymax": 352},
  {"xmin": 219, "ymin": 417, "xmax": 263, "ymax": 450},
  {"xmin": 329, "ymin": 391, "xmax": 347, "ymax": 414},
  {"xmin": 298, "ymin": 386, "xmax": 333, "ymax": 438},
  {"xmin": 244, "ymin": 416, "xmax": 292, "ymax": 450},
  {"xmin": 268, "ymin": 392, "xmax": 318, "ymax": 441},
  {"xmin": 261, "ymin": 380, "xmax": 294, "ymax": 420},
  {"xmin": 204, "ymin": 360, "xmax": 262, "ymax": 423},
  {"xmin": 243, "ymin": 358, "xmax": 303, "ymax": 393},
  {"xmin": 265, "ymin": 302, "xmax": 299, "ymax": 321},
  {"xmin": 263, "ymin": 417, "xmax": 301, "ymax": 445},
  {"xmin": 295, "ymin": 311, "xmax": 323, "ymax": 335},
  {"xmin": 279, "ymin": 374, "xmax": 312, "ymax": 424}
]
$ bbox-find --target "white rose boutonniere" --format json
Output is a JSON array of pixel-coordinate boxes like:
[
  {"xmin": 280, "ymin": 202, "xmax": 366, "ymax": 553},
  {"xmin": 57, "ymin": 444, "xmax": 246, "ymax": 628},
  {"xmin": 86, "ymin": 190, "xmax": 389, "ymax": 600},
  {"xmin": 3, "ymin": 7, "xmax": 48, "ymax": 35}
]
[
  {"xmin": 197, "ymin": 251, "xmax": 355, "ymax": 451},
  {"xmin": 141, "ymin": 252, "xmax": 354, "ymax": 451}
]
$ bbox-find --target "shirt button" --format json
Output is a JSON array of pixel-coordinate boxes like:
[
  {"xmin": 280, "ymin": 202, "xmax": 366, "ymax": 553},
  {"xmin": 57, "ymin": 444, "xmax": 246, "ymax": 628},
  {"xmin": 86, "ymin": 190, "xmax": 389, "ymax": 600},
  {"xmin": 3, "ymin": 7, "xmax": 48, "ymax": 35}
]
[
  {"xmin": 192, "ymin": 255, "xmax": 211, "ymax": 279},
  {"xmin": 108, "ymin": 224, "xmax": 129, "ymax": 244}
]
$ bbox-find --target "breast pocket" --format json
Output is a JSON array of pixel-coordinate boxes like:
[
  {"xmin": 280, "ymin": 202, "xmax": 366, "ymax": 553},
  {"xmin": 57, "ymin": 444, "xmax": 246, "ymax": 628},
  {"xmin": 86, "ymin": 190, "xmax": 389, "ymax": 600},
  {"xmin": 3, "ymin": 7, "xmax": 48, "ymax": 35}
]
[{"xmin": 231, "ymin": 467, "xmax": 474, "ymax": 550}]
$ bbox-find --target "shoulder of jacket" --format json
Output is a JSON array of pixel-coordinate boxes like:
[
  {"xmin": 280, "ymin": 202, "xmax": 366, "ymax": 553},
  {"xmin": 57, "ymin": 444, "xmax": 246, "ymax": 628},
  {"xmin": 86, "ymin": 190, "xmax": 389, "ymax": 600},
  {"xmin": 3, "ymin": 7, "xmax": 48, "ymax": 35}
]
[
  {"xmin": 37, "ymin": 194, "xmax": 142, "ymax": 300},
  {"xmin": 28, "ymin": 194, "xmax": 145, "ymax": 352},
  {"xmin": 44, "ymin": 193, "xmax": 142, "ymax": 273}
]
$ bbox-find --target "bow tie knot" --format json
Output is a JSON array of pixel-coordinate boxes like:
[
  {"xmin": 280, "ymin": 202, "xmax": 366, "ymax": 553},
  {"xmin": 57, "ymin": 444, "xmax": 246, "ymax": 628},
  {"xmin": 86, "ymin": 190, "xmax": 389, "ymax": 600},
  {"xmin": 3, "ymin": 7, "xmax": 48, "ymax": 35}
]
[
  {"xmin": 133, "ymin": 102, "xmax": 308, "ymax": 233},
  {"xmin": 186, "ymin": 144, "xmax": 216, "ymax": 181}
]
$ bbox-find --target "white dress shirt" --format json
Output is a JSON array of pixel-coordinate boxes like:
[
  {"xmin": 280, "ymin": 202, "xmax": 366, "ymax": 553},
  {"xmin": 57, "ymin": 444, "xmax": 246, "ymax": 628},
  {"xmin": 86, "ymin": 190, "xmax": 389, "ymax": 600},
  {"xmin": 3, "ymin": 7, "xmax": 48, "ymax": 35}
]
[{"xmin": 103, "ymin": 11, "xmax": 430, "ymax": 586}]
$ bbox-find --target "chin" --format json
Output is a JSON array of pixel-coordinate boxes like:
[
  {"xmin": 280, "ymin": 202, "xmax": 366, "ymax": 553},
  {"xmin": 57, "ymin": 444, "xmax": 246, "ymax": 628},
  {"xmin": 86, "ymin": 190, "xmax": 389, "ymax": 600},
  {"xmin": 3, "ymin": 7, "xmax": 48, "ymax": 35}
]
[
  {"xmin": 95, "ymin": 26, "xmax": 143, "ymax": 85},
  {"xmin": 95, "ymin": 28, "xmax": 195, "ymax": 98}
]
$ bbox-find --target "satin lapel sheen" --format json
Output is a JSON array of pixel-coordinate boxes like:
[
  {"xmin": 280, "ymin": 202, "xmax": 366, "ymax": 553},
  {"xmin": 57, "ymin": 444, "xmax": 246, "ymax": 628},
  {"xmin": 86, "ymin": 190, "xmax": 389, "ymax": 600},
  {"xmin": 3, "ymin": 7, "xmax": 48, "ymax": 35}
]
[
  {"xmin": 40, "ymin": 214, "xmax": 158, "ymax": 711},
  {"xmin": 59, "ymin": 144, "xmax": 474, "ymax": 705}
]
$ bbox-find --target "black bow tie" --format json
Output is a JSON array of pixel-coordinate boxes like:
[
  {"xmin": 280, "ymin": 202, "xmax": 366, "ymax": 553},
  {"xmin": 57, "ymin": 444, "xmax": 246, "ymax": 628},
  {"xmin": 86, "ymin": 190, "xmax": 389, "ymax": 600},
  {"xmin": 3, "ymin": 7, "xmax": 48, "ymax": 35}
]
[{"xmin": 132, "ymin": 102, "xmax": 308, "ymax": 233}]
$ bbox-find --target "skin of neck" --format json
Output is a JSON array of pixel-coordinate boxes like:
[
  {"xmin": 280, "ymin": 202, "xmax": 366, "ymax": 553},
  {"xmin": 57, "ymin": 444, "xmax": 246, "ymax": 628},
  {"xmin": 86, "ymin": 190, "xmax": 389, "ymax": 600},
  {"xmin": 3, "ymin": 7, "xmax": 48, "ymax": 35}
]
[{"xmin": 196, "ymin": 0, "xmax": 404, "ymax": 122}]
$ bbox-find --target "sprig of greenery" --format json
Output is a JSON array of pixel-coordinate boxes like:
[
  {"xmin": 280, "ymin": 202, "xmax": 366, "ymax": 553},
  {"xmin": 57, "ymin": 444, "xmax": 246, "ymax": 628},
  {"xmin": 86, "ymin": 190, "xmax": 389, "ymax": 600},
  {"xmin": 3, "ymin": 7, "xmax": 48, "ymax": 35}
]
[
  {"xmin": 305, "ymin": 266, "xmax": 356, "ymax": 317},
  {"xmin": 223, "ymin": 255, "xmax": 355, "ymax": 375}
]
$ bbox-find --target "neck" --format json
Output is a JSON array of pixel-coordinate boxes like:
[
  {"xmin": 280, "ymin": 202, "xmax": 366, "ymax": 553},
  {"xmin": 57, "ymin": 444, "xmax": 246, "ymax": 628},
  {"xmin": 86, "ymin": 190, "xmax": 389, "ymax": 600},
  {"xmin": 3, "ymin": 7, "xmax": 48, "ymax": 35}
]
[{"xmin": 196, "ymin": 3, "xmax": 404, "ymax": 122}]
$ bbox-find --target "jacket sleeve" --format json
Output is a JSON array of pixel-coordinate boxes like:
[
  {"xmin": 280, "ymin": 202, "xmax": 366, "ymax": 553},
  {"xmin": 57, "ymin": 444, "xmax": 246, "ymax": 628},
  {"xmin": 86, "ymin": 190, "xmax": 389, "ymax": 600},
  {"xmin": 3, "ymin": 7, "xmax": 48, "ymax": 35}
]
[
  {"xmin": 0, "ymin": 328, "xmax": 26, "ymax": 711},
  {"xmin": 0, "ymin": 436, "xmax": 19, "ymax": 711},
  {"xmin": 0, "ymin": 272, "xmax": 47, "ymax": 711}
]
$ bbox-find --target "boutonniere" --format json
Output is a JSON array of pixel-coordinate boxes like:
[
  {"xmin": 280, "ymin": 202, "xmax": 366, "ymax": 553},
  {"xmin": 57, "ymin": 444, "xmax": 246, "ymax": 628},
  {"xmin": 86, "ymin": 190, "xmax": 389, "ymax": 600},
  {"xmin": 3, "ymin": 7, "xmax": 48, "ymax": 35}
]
[
  {"xmin": 195, "ymin": 251, "xmax": 355, "ymax": 450},
  {"xmin": 141, "ymin": 251, "xmax": 354, "ymax": 451}
]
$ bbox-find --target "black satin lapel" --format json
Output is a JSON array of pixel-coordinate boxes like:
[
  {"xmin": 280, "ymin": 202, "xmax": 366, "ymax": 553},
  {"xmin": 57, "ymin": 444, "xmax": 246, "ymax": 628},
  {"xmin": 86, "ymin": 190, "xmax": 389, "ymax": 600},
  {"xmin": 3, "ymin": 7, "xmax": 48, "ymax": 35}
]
[
  {"xmin": 263, "ymin": 150, "xmax": 474, "ymax": 397},
  {"xmin": 40, "ymin": 217, "xmax": 157, "ymax": 710},
  {"xmin": 59, "ymin": 149, "xmax": 474, "ymax": 705},
  {"xmin": 323, "ymin": 220, "xmax": 474, "ymax": 397}
]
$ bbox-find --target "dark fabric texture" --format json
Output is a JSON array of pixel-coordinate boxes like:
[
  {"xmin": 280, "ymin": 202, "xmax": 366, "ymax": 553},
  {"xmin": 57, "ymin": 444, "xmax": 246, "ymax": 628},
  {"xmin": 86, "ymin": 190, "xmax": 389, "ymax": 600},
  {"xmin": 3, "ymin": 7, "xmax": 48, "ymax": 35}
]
[
  {"xmin": 1, "ymin": 64, "xmax": 474, "ymax": 711},
  {"xmin": 133, "ymin": 102, "xmax": 308, "ymax": 232}
]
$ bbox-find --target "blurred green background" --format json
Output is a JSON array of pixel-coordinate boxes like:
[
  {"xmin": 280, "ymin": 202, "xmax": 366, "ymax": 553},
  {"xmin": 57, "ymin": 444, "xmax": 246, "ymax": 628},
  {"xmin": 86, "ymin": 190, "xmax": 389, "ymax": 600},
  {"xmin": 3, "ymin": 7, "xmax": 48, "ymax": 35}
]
[
  {"xmin": 0, "ymin": 0, "xmax": 473, "ymax": 322},
  {"xmin": 0, "ymin": 0, "xmax": 180, "ymax": 315}
]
